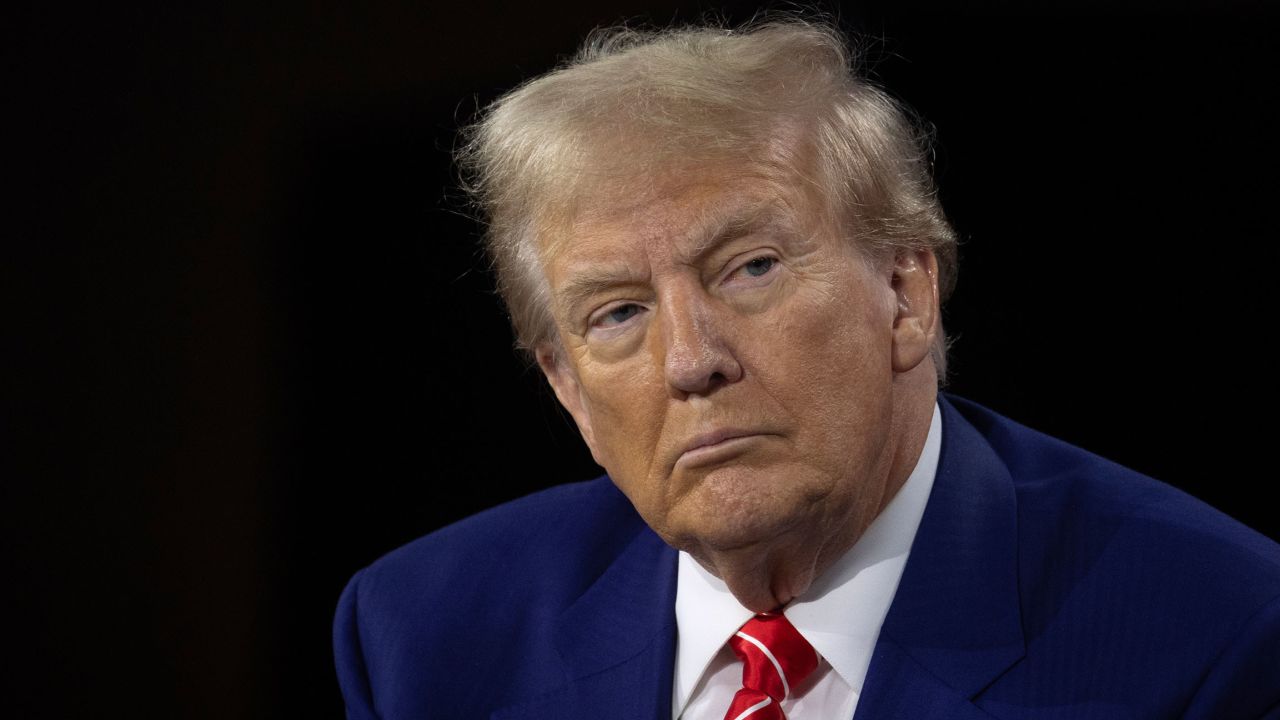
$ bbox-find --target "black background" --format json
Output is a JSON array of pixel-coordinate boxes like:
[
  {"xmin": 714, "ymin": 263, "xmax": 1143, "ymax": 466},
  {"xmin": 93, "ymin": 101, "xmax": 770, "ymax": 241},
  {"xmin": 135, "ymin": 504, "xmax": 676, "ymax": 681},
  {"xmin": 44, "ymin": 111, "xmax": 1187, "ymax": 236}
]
[{"xmin": 5, "ymin": 1, "xmax": 1277, "ymax": 718}]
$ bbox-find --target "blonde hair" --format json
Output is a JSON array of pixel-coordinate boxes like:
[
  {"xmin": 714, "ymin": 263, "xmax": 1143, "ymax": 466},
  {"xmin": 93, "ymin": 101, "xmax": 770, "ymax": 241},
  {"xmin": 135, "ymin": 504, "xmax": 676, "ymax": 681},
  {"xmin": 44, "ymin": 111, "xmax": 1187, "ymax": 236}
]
[{"xmin": 458, "ymin": 18, "xmax": 958, "ymax": 379}]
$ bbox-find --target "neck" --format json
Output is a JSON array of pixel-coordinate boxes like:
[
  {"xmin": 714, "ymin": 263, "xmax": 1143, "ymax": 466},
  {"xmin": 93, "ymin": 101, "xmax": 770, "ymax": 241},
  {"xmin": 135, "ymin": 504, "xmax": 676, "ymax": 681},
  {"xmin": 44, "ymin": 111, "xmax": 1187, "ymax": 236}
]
[{"xmin": 696, "ymin": 378, "xmax": 938, "ymax": 612}]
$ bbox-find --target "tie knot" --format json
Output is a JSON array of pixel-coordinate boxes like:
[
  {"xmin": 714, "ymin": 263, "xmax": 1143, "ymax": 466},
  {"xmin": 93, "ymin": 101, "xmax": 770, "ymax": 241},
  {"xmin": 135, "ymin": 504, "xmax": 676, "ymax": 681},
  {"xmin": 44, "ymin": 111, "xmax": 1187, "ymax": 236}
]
[{"xmin": 728, "ymin": 612, "xmax": 819, "ymax": 706}]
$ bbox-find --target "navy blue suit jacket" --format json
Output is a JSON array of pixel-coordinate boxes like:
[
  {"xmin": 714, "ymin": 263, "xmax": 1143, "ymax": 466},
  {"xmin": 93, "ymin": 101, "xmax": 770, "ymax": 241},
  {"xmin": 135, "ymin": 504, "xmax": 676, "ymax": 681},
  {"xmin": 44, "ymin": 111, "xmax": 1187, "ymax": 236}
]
[{"xmin": 334, "ymin": 395, "xmax": 1280, "ymax": 718}]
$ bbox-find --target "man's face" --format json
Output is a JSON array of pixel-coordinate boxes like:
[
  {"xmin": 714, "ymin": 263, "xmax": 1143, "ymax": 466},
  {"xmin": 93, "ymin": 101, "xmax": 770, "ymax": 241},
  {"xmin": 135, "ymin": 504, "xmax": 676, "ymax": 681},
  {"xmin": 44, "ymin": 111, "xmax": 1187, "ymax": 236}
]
[{"xmin": 537, "ymin": 159, "xmax": 936, "ymax": 604}]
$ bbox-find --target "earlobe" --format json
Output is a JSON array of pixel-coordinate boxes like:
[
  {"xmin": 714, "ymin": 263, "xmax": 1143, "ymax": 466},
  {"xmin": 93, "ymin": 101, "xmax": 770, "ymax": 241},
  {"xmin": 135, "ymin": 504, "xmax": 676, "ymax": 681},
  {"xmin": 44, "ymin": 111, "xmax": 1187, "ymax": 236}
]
[
  {"xmin": 889, "ymin": 249, "xmax": 940, "ymax": 374},
  {"xmin": 535, "ymin": 344, "xmax": 604, "ymax": 465}
]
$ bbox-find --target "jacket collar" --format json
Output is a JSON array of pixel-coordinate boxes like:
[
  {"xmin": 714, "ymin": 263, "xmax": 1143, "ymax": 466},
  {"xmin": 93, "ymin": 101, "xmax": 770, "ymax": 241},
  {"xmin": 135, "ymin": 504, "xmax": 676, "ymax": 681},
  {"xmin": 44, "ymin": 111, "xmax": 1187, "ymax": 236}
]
[
  {"xmin": 492, "ymin": 515, "xmax": 678, "ymax": 720},
  {"xmin": 494, "ymin": 393, "xmax": 1024, "ymax": 719},
  {"xmin": 855, "ymin": 394, "xmax": 1025, "ymax": 717}
]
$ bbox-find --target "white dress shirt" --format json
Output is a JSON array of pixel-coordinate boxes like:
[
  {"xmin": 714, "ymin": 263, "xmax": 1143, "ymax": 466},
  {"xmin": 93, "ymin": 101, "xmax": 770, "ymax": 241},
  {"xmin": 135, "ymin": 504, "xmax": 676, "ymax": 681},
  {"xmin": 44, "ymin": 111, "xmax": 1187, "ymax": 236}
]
[{"xmin": 673, "ymin": 403, "xmax": 942, "ymax": 719}]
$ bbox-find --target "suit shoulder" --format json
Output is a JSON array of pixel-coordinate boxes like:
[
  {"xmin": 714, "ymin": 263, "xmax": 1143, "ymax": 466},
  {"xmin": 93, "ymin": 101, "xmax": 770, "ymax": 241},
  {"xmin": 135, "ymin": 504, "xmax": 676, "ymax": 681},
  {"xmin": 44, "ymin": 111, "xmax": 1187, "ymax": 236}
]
[
  {"xmin": 351, "ymin": 475, "xmax": 644, "ymax": 611},
  {"xmin": 946, "ymin": 393, "xmax": 1280, "ymax": 626},
  {"xmin": 951, "ymin": 393, "xmax": 1278, "ymax": 565},
  {"xmin": 334, "ymin": 477, "xmax": 657, "ymax": 717},
  {"xmin": 941, "ymin": 395, "xmax": 1280, "ymax": 713}
]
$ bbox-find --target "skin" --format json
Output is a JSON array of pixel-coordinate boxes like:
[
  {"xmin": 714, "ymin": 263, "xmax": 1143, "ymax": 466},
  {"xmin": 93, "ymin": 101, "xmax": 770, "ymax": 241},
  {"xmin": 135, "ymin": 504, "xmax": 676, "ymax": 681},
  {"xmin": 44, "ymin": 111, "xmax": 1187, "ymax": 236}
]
[{"xmin": 535, "ymin": 159, "xmax": 941, "ymax": 613}]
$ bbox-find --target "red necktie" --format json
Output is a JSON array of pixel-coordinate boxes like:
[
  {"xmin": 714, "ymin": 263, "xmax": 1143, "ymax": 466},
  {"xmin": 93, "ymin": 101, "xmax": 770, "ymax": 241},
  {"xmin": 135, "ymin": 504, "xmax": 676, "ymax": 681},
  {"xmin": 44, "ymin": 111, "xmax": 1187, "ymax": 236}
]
[{"xmin": 722, "ymin": 612, "xmax": 819, "ymax": 720}]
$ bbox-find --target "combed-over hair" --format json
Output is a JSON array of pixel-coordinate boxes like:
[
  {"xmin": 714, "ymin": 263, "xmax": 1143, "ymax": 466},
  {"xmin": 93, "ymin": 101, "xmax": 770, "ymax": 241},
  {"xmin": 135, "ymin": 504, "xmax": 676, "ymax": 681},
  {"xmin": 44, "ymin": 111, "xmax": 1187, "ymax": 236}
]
[{"xmin": 458, "ymin": 18, "xmax": 958, "ymax": 380}]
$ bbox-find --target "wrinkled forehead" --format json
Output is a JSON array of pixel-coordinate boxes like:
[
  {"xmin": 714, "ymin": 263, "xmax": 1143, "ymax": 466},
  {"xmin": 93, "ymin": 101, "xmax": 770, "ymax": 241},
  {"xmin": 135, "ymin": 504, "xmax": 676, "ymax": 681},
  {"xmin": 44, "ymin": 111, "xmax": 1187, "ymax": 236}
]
[{"xmin": 533, "ymin": 141, "xmax": 832, "ymax": 267}]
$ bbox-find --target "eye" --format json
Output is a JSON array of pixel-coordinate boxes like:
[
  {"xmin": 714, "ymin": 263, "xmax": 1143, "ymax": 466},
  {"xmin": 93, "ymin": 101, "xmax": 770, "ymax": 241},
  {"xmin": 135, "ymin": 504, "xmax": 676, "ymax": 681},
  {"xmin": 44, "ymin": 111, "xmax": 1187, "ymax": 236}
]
[
  {"xmin": 591, "ymin": 302, "xmax": 644, "ymax": 329},
  {"xmin": 742, "ymin": 256, "xmax": 776, "ymax": 277},
  {"xmin": 726, "ymin": 254, "xmax": 779, "ymax": 284}
]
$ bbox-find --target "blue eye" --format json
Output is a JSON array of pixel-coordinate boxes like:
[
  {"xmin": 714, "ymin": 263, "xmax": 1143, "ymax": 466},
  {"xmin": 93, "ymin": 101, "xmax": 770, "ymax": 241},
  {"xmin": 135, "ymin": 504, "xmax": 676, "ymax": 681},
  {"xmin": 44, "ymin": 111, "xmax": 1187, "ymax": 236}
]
[
  {"xmin": 605, "ymin": 304, "xmax": 640, "ymax": 325},
  {"xmin": 743, "ymin": 256, "xmax": 776, "ymax": 277}
]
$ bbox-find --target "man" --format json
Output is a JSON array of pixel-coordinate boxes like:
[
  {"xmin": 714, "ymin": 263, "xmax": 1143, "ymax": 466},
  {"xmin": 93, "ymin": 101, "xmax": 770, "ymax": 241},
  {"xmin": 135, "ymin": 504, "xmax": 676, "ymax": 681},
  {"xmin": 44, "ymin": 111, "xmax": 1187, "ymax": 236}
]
[{"xmin": 333, "ymin": 19, "xmax": 1280, "ymax": 719}]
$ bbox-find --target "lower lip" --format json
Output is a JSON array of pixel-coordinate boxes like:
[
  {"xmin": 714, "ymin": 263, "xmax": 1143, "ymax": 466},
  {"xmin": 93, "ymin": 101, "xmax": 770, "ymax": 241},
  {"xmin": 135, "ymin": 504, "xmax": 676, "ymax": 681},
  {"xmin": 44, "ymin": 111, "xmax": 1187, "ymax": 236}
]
[{"xmin": 677, "ymin": 435, "xmax": 767, "ymax": 469}]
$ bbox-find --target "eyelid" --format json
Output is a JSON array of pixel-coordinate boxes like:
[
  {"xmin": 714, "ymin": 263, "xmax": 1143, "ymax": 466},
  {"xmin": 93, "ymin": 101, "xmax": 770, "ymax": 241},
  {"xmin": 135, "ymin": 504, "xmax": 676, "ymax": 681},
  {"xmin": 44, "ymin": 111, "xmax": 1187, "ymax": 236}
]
[
  {"xmin": 723, "ymin": 251, "xmax": 781, "ymax": 283},
  {"xmin": 587, "ymin": 300, "xmax": 645, "ymax": 331}
]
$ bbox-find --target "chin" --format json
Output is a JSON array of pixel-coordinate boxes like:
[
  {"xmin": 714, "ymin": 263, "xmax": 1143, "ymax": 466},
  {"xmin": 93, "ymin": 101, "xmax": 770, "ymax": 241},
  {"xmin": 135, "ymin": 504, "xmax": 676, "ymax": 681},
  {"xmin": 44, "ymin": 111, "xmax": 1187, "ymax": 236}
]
[
  {"xmin": 669, "ymin": 494, "xmax": 809, "ymax": 555},
  {"xmin": 646, "ymin": 461, "xmax": 826, "ymax": 552}
]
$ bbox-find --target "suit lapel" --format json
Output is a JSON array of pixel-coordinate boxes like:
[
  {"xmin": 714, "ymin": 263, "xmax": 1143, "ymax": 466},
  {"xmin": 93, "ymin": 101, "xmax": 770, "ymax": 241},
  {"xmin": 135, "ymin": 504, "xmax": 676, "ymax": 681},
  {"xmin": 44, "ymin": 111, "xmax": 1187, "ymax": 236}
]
[
  {"xmin": 492, "ymin": 522, "xmax": 679, "ymax": 720},
  {"xmin": 495, "ymin": 396, "xmax": 1022, "ymax": 719},
  {"xmin": 857, "ymin": 638, "xmax": 1005, "ymax": 719},
  {"xmin": 855, "ymin": 396, "xmax": 1025, "ymax": 718}
]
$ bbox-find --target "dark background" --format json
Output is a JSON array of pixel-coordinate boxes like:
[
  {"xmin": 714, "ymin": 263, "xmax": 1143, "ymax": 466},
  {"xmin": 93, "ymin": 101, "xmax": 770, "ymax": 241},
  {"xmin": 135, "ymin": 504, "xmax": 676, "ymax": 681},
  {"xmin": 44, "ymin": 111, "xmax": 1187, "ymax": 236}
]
[{"xmin": 6, "ymin": 0, "xmax": 1277, "ymax": 717}]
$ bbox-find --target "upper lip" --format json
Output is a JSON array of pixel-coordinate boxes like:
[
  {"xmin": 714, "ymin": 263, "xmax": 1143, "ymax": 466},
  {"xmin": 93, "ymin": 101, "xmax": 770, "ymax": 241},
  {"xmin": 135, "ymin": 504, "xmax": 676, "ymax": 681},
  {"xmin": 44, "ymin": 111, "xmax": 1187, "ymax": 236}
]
[
  {"xmin": 686, "ymin": 427, "xmax": 752, "ymax": 450},
  {"xmin": 678, "ymin": 428, "xmax": 763, "ymax": 459}
]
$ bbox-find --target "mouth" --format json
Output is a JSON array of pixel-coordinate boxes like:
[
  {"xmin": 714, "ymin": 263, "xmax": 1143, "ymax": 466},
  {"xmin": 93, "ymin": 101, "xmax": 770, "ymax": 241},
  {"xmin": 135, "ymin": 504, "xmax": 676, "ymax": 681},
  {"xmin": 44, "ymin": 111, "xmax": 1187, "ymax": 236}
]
[{"xmin": 675, "ymin": 429, "xmax": 772, "ymax": 470}]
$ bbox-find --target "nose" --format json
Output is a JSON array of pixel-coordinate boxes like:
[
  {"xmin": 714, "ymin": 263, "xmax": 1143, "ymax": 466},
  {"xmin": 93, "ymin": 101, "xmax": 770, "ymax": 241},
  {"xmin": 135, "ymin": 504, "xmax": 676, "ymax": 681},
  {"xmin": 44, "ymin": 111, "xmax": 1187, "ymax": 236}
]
[{"xmin": 659, "ymin": 286, "xmax": 743, "ymax": 397}]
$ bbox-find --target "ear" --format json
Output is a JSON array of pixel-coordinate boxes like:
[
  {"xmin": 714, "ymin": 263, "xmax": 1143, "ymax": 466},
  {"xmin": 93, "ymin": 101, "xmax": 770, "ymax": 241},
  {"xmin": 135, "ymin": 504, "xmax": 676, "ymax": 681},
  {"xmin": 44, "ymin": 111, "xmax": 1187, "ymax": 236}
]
[
  {"xmin": 534, "ymin": 343, "xmax": 605, "ymax": 466},
  {"xmin": 889, "ymin": 248, "xmax": 941, "ymax": 374}
]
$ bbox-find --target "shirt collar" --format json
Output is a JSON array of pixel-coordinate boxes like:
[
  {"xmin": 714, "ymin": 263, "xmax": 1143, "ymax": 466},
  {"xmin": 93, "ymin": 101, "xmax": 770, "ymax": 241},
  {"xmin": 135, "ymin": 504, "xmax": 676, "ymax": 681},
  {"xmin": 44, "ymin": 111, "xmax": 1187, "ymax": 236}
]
[{"xmin": 672, "ymin": 402, "xmax": 942, "ymax": 714}]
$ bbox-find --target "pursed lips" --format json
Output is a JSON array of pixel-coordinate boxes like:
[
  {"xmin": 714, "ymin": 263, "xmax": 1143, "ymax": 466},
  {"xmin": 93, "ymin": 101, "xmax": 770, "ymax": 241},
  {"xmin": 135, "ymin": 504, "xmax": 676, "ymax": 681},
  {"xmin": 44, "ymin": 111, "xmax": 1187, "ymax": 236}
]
[{"xmin": 674, "ymin": 428, "xmax": 773, "ymax": 470}]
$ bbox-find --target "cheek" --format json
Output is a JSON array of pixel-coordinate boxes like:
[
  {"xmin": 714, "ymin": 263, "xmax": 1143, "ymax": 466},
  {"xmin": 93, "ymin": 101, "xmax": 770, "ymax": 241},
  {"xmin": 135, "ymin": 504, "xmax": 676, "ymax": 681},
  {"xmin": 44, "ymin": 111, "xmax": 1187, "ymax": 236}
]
[
  {"xmin": 772, "ymin": 279, "xmax": 888, "ymax": 376},
  {"xmin": 758, "ymin": 281, "xmax": 895, "ymax": 448},
  {"xmin": 579, "ymin": 360, "xmax": 667, "ymax": 476}
]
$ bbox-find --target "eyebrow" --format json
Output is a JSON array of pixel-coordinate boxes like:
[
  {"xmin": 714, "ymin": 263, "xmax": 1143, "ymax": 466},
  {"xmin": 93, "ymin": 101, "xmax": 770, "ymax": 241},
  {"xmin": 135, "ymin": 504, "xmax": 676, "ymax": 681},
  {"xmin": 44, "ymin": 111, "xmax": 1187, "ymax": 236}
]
[
  {"xmin": 678, "ymin": 198, "xmax": 801, "ymax": 285},
  {"xmin": 555, "ymin": 265, "xmax": 649, "ymax": 320},
  {"xmin": 554, "ymin": 199, "xmax": 792, "ymax": 320}
]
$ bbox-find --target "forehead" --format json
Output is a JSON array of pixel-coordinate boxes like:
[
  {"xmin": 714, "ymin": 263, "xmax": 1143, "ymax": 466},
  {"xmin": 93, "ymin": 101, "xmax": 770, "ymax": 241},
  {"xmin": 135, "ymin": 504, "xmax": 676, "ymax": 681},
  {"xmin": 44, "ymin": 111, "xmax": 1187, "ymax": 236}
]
[{"xmin": 540, "ymin": 160, "xmax": 824, "ymax": 271}]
